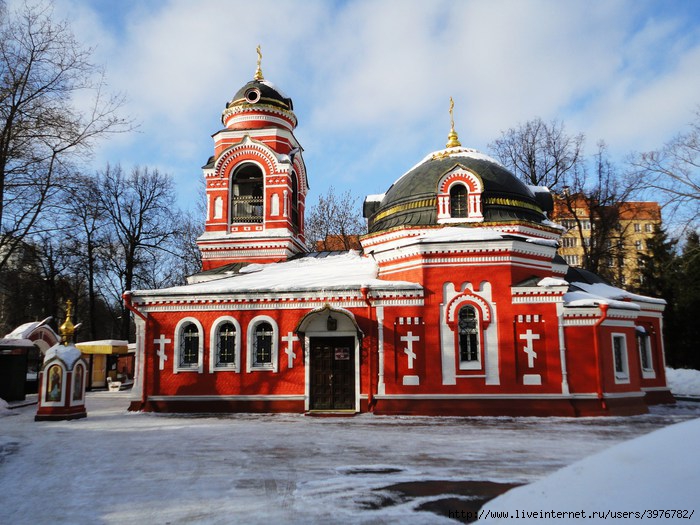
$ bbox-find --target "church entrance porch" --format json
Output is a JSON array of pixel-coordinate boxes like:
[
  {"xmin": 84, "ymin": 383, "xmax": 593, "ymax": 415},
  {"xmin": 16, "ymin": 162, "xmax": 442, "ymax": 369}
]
[{"xmin": 309, "ymin": 337, "xmax": 356, "ymax": 411}]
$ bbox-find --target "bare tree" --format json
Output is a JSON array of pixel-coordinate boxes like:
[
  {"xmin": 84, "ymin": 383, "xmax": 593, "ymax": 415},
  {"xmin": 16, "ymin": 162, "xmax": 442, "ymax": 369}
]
[
  {"xmin": 629, "ymin": 109, "xmax": 700, "ymax": 232},
  {"xmin": 555, "ymin": 141, "xmax": 642, "ymax": 282},
  {"xmin": 97, "ymin": 165, "xmax": 180, "ymax": 339},
  {"xmin": 489, "ymin": 117, "xmax": 585, "ymax": 190},
  {"xmin": 62, "ymin": 172, "xmax": 109, "ymax": 339},
  {"xmin": 305, "ymin": 187, "xmax": 366, "ymax": 251},
  {"xmin": 0, "ymin": 0, "xmax": 130, "ymax": 271}
]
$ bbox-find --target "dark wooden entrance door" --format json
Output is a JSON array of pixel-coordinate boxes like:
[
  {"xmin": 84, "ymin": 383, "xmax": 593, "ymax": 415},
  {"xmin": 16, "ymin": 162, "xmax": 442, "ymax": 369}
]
[{"xmin": 310, "ymin": 337, "xmax": 355, "ymax": 410}]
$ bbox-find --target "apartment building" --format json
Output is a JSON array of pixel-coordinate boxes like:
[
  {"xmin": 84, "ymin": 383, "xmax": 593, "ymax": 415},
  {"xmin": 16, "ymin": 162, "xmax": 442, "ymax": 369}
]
[{"xmin": 552, "ymin": 195, "xmax": 661, "ymax": 287}]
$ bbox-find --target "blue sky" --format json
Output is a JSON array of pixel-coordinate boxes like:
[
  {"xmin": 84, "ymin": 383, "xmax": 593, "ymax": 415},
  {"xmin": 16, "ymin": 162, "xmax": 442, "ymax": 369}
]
[{"xmin": 38, "ymin": 0, "xmax": 700, "ymax": 213}]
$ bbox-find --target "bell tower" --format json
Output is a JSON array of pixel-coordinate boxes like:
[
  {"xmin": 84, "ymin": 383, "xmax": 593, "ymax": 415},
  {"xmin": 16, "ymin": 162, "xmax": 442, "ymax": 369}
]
[{"xmin": 197, "ymin": 47, "xmax": 308, "ymax": 271}]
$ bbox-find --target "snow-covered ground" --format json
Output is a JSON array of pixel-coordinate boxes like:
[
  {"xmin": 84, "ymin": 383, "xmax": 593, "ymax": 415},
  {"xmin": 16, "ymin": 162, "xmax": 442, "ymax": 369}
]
[
  {"xmin": 480, "ymin": 417, "xmax": 700, "ymax": 523},
  {"xmin": 1, "ymin": 375, "xmax": 699, "ymax": 524}
]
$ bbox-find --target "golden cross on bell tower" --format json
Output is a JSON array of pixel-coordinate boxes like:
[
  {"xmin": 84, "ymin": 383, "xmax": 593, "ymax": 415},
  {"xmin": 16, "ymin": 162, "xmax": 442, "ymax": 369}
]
[
  {"xmin": 446, "ymin": 96, "xmax": 462, "ymax": 148},
  {"xmin": 254, "ymin": 45, "xmax": 264, "ymax": 81}
]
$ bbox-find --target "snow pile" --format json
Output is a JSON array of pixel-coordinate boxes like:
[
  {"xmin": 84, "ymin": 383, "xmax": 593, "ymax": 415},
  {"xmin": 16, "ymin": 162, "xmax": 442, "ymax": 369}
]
[
  {"xmin": 572, "ymin": 281, "xmax": 666, "ymax": 306},
  {"xmin": 43, "ymin": 343, "xmax": 83, "ymax": 369},
  {"xmin": 0, "ymin": 398, "xmax": 10, "ymax": 417},
  {"xmin": 666, "ymin": 367, "xmax": 700, "ymax": 396},
  {"xmin": 480, "ymin": 417, "xmax": 700, "ymax": 523},
  {"xmin": 537, "ymin": 277, "xmax": 569, "ymax": 287},
  {"xmin": 563, "ymin": 290, "xmax": 641, "ymax": 310}
]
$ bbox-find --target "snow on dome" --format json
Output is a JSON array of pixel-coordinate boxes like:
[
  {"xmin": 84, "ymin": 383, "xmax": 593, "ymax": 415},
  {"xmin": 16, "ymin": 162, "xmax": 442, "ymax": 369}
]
[
  {"xmin": 365, "ymin": 193, "xmax": 385, "ymax": 203},
  {"xmin": 259, "ymin": 79, "xmax": 289, "ymax": 100},
  {"xmin": 395, "ymin": 147, "xmax": 504, "ymax": 188},
  {"xmin": 43, "ymin": 343, "xmax": 83, "ymax": 370}
]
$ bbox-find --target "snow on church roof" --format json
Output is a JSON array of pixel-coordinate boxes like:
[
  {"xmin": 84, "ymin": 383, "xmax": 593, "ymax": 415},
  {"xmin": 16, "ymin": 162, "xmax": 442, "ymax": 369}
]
[
  {"xmin": 563, "ymin": 281, "xmax": 666, "ymax": 310},
  {"xmin": 133, "ymin": 251, "xmax": 421, "ymax": 297}
]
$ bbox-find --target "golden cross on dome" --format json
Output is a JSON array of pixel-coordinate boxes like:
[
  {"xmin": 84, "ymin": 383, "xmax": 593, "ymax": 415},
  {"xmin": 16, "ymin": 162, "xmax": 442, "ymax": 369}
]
[
  {"xmin": 446, "ymin": 97, "xmax": 462, "ymax": 148},
  {"xmin": 254, "ymin": 45, "xmax": 264, "ymax": 81}
]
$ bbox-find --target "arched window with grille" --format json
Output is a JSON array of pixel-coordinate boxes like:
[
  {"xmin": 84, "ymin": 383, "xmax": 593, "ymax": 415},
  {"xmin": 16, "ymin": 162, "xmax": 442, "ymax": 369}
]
[
  {"xmin": 180, "ymin": 323, "xmax": 199, "ymax": 367},
  {"xmin": 254, "ymin": 322, "xmax": 273, "ymax": 365},
  {"xmin": 174, "ymin": 318, "xmax": 204, "ymax": 373},
  {"xmin": 458, "ymin": 305, "xmax": 480, "ymax": 369},
  {"xmin": 450, "ymin": 184, "xmax": 468, "ymax": 218},
  {"xmin": 247, "ymin": 316, "xmax": 279, "ymax": 372},
  {"xmin": 217, "ymin": 322, "xmax": 236, "ymax": 366}
]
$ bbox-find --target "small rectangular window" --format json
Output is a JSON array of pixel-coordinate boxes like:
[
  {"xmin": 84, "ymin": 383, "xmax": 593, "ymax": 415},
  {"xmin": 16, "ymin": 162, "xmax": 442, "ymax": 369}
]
[{"xmin": 612, "ymin": 334, "xmax": 629, "ymax": 383}]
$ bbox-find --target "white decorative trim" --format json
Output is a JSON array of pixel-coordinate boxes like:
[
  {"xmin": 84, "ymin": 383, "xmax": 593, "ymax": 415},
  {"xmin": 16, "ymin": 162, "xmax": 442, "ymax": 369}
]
[
  {"xmin": 376, "ymin": 306, "xmax": 385, "ymax": 395},
  {"xmin": 41, "ymin": 359, "xmax": 67, "ymax": 407},
  {"xmin": 440, "ymin": 281, "xmax": 499, "ymax": 385},
  {"xmin": 209, "ymin": 316, "xmax": 241, "ymax": 373},
  {"xmin": 148, "ymin": 395, "xmax": 304, "ymax": 402},
  {"xmin": 174, "ymin": 317, "xmax": 204, "ymax": 374},
  {"xmin": 523, "ymin": 374, "xmax": 542, "ymax": 385},
  {"xmin": 130, "ymin": 315, "xmax": 147, "ymax": 403},
  {"xmin": 69, "ymin": 362, "xmax": 87, "ymax": 406},
  {"xmin": 402, "ymin": 375, "xmax": 420, "ymax": 386}
]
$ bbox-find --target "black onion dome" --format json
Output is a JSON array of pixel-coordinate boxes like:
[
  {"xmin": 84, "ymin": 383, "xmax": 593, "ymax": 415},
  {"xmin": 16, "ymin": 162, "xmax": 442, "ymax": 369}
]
[
  {"xmin": 226, "ymin": 80, "xmax": 293, "ymax": 111},
  {"xmin": 365, "ymin": 149, "xmax": 550, "ymax": 233}
]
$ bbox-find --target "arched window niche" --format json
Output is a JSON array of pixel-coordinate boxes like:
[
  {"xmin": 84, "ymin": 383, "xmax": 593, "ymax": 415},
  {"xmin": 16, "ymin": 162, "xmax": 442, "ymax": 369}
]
[
  {"xmin": 457, "ymin": 305, "xmax": 481, "ymax": 370},
  {"xmin": 230, "ymin": 163, "xmax": 264, "ymax": 223},
  {"xmin": 436, "ymin": 168, "xmax": 484, "ymax": 223}
]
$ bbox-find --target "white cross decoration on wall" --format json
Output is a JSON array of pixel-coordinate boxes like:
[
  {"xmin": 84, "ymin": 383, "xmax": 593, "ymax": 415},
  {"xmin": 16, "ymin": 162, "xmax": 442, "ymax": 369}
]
[
  {"xmin": 401, "ymin": 331, "xmax": 420, "ymax": 369},
  {"xmin": 519, "ymin": 329, "xmax": 541, "ymax": 368},
  {"xmin": 154, "ymin": 334, "xmax": 171, "ymax": 371},
  {"xmin": 282, "ymin": 332, "xmax": 298, "ymax": 369}
]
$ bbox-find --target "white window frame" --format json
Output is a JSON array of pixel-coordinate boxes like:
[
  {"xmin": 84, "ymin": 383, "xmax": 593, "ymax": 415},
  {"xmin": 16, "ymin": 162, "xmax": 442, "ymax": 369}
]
[
  {"xmin": 209, "ymin": 316, "xmax": 241, "ymax": 373},
  {"xmin": 637, "ymin": 332, "xmax": 655, "ymax": 379},
  {"xmin": 70, "ymin": 362, "xmax": 86, "ymax": 406},
  {"xmin": 42, "ymin": 360, "xmax": 67, "ymax": 407},
  {"xmin": 611, "ymin": 333, "xmax": 629, "ymax": 384},
  {"xmin": 246, "ymin": 315, "xmax": 279, "ymax": 372},
  {"xmin": 174, "ymin": 317, "xmax": 204, "ymax": 374}
]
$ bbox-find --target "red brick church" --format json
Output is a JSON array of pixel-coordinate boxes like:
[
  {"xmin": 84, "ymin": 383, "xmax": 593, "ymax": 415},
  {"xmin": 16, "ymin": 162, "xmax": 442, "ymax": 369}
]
[{"xmin": 124, "ymin": 53, "xmax": 673, "ymax": 416}]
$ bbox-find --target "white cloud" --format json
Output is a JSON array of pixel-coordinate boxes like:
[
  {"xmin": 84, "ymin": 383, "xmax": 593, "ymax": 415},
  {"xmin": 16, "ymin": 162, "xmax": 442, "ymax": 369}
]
[{"xmin": 42, "ymin": 0, "xmax": 700, "ymax": 210}]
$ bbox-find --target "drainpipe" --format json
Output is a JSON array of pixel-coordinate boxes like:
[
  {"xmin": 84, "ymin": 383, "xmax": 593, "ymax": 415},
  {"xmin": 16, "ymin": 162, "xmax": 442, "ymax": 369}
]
[
  {"xmin": 123, "ymin": 292, "xmax": 148, "ymax": 410},
  {"xmin": 592, "ymin": 303, "xmax": 609, "ymax": 411},
  {"xmin": 361, "ymin": 286, "xmax": 375, "ymax": 411}
]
